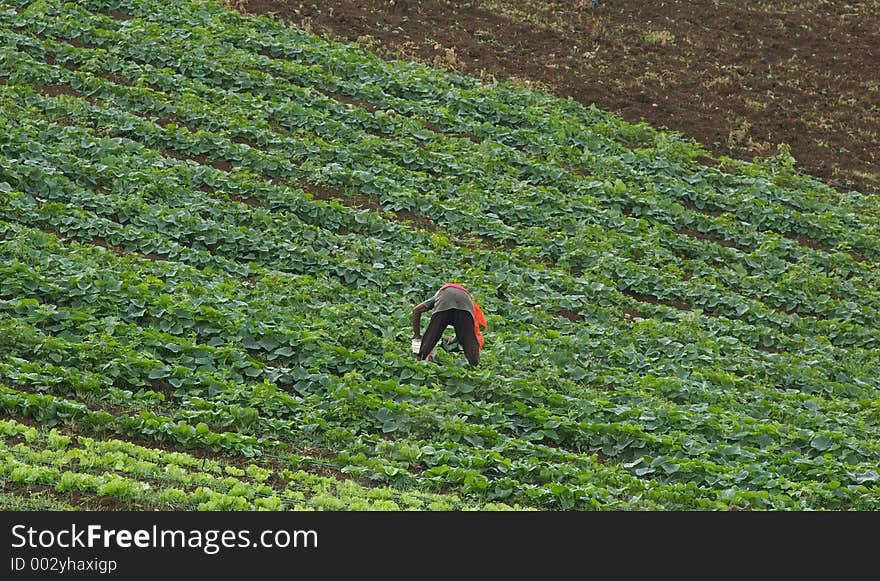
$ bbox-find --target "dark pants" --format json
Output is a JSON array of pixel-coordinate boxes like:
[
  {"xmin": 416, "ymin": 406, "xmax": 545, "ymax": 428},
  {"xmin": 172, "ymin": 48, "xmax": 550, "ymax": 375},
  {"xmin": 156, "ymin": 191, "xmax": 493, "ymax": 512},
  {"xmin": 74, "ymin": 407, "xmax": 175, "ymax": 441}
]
[{"xmin": 418, "ymin": 309, "xmax": 480, "ymax": 367}]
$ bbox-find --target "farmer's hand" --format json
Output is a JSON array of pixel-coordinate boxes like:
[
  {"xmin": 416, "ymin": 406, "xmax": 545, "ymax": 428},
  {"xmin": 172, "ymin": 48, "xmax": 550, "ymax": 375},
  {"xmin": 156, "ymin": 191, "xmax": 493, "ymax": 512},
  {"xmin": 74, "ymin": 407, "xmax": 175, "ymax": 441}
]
[{"xmin": 445, "ymin": 335, "xmax": 458, "ymax": 345}]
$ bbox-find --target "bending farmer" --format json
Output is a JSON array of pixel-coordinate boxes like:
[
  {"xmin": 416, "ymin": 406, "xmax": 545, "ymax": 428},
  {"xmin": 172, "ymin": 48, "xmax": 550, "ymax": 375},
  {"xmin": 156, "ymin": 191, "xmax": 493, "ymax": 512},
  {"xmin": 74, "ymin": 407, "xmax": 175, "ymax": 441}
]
[{"xmin": 412, "ymin": 283, "xmax": 487, "ymax": 367}]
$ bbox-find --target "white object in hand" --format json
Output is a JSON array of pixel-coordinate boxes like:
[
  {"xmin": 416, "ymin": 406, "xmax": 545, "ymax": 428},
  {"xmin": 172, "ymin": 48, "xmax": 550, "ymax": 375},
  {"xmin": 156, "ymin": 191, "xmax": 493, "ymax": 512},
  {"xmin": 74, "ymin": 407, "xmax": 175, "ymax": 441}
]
[{"xmin": 411, "ymin": 338, "xmax": 437, "ymax": 360}]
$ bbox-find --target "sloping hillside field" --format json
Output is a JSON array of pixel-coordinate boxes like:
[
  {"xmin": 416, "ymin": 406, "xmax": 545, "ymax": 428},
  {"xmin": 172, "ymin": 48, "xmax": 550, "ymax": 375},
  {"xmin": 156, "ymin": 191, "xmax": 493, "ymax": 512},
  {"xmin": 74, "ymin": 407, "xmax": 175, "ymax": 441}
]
[{"xmin": 1, "ymin": 0, "xmax": 879, "ymax": 510}]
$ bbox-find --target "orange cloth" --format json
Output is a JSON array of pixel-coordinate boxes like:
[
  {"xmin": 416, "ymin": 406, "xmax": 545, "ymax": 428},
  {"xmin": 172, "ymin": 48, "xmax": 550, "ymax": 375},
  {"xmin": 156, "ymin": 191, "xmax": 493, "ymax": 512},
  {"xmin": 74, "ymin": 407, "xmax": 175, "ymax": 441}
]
[
  {"xmin": 472, "ymin": 300, "xmax": 487, "ymax": 351},
  {"xmin": 439, "ymin": 283, "xmax": 488, "ymax": 352}
]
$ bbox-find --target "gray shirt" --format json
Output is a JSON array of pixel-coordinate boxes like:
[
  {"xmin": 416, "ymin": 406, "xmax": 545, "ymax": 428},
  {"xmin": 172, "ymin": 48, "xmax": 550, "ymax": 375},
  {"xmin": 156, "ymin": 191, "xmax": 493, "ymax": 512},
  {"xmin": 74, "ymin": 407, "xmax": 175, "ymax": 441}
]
[{"xmin": 419, "ymin": 287, "xmax": 475, "ymax": 318}]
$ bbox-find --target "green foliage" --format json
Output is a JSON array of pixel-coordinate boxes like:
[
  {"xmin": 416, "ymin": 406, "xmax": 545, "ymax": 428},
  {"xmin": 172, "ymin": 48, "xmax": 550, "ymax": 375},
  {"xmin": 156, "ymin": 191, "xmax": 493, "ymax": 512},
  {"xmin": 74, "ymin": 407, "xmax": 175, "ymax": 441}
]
[{"xmin": 0, "ymin": 0, "xmax": 877, "ymax": 512}]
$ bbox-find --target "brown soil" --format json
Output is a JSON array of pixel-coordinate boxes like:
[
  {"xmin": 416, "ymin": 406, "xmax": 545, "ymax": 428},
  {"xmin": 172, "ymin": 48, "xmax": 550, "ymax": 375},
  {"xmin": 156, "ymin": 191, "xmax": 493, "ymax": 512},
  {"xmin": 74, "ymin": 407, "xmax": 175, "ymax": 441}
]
[
  {"xmin": 621, "ymin": 289, "xmax": 692, "ymax": 311},
  {"xmin": 554, "ymin": 308, "xmax": 584, "ymax": 322},
  {"xmin": 676, "ymin": 227, "xmax": 741, "ymax": 250},
  {"xmin": 238, "ymin": 0, "xmax": 880, "ymax": 195},
  {"xmin": 40, "ymin": 84, "xmax": 82, "ymax": 98}
]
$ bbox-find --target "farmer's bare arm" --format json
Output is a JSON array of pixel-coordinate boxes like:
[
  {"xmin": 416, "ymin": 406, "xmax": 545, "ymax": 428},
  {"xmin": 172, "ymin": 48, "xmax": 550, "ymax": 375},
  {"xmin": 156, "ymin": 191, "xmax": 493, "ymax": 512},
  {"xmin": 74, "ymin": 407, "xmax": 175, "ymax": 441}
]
[{"xmin": 412, "ymin": 303, "xmax": 428, "ymax": 339}]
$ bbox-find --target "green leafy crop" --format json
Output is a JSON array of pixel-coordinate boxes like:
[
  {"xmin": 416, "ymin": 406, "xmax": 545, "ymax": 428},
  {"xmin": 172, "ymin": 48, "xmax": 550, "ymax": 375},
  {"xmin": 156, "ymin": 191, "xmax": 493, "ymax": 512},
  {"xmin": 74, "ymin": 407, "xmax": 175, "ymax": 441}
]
[{"xmin": 0, "ymin": 0, "xmax": 877, "ymax": 511}]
